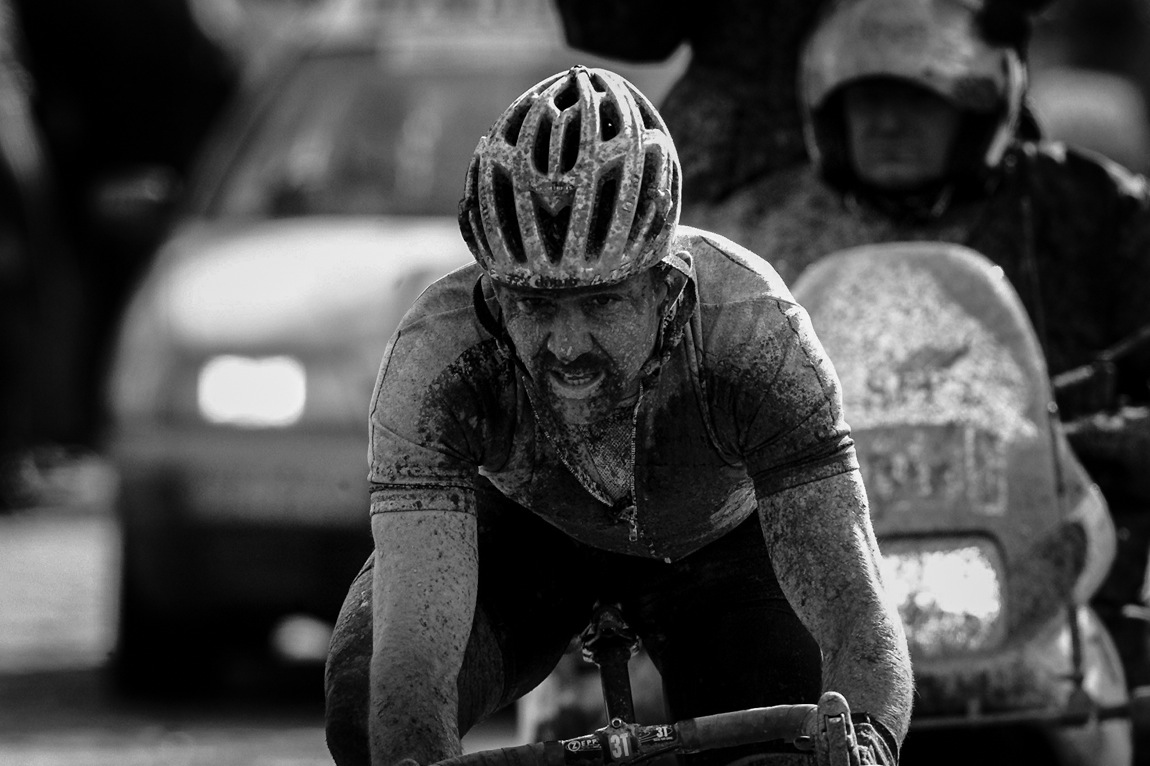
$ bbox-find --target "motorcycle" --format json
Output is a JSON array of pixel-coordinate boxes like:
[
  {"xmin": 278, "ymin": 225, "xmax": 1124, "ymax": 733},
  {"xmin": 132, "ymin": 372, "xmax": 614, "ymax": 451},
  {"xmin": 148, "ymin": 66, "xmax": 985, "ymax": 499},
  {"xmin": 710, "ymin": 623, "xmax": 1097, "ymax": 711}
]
[{"xmin": 791, "ymin": 241, "xmax": 1131, "ymax": 765}]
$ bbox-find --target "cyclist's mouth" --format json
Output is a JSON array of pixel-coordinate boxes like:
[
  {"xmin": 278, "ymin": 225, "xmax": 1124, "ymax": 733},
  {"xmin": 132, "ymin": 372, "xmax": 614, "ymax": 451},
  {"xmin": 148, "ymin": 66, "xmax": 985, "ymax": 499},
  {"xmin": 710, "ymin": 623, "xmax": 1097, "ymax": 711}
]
[{"xmin": 548, "ymin": 368, "xmax": 606, "ymax": 399}]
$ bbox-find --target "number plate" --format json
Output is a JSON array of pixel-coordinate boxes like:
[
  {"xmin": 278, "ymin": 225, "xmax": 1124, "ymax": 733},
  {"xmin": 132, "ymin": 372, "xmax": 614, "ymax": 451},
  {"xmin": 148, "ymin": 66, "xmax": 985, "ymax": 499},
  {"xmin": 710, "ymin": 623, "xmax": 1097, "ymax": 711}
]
[{"xmin": 855, "ymin": 424, "xmax": 1006, "ymax": 518}]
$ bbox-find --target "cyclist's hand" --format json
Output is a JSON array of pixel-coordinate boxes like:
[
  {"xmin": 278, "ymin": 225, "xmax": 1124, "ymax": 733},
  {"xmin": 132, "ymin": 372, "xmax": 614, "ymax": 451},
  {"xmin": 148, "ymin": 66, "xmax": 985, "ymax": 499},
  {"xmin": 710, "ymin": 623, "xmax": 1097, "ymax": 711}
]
[
  {"xmin": 854, "ymin": 720, "xmax": 896, "ymax": 766},
  {"xmin": 807, "ymin": 694, "xmax": 902, "ymax": 766}
]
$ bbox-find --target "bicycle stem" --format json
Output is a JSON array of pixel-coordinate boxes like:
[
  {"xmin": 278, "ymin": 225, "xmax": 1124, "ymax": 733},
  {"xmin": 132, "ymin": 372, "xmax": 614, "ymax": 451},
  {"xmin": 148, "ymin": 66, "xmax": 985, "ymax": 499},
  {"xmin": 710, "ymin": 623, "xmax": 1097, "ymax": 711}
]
[
  {"xmin": 581, "ymin": 602, "xmax": 641, "ymax": 724},
  {"xmin": 597, "ymin": 643, "xmax": 637, "ymax": 724}
]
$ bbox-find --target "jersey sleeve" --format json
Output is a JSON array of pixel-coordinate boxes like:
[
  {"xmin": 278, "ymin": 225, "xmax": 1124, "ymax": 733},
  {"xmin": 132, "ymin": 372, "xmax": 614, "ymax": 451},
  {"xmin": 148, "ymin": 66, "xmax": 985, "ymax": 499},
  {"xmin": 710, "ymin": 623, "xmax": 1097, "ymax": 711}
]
[
  {"xmin": 697, "ymin": 276, "xmax": 858, "ymax": 497},
  {"xmin": 367, "ymin": 278, "xmax": 491, "ymax": 518},
  {"xmin": 744, "ymin": 299, "xmax": 859, "ymax": 495}
]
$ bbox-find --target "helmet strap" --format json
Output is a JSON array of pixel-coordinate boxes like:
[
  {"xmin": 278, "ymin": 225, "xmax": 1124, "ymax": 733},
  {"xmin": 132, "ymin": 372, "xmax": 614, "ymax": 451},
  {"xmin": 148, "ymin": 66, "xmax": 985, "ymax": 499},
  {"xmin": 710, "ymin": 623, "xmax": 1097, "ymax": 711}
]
[
  {"xmin": 650, "ymin": 251, "xmax": 695, "ymax": 365},
  {"xmin": 471, "ymin": 276, "xmax": 535, "ymax": 382}
]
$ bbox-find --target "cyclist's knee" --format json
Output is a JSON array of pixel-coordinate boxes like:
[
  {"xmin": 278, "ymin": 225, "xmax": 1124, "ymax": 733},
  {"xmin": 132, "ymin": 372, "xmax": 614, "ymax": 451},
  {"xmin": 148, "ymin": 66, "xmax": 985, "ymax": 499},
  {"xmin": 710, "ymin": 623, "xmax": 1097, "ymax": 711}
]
[
  {"xmin": 324, "ymin": 647, "xmax": 370, "ymax": 766},
  {"xmin": 456, "ymin": 607, "xmax": 510, "ymax": 732},
  {"xmin": 325, "ymin": 556, "xmax": 374, "ymax": 765},
  {"xmin": 325, "ymin": 705, "xmax": 370, "ymax": 766}
]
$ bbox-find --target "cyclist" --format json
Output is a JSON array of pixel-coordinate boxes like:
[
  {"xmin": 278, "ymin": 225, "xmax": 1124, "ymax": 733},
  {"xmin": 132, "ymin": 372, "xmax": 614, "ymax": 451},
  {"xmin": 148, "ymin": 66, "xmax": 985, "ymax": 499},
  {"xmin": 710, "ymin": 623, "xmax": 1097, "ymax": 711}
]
[
  {"xmin": 691, "ymin": 0, "xmax": 1150, "ymax": 686},
  {"xmin": 324, "ymin": 66, "xmax": 912, "ymax": 766}
]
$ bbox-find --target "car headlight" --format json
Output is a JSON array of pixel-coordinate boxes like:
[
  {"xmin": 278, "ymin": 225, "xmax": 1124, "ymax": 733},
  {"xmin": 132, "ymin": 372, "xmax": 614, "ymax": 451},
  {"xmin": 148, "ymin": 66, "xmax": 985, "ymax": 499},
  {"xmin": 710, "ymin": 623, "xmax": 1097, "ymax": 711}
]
[
  {"xmin": 197, "ymin": 355, "xmax": 306, "ymax": 427},
  {"xmin": 879, "ymin": 537, "xmax": 1005, "ymax": 657}
]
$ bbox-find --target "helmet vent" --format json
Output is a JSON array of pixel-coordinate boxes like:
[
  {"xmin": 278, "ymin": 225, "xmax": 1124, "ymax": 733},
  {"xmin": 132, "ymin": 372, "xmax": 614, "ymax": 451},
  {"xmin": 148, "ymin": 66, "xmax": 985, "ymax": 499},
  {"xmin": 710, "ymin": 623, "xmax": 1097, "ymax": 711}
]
[
  {"xmin": 493, "ymin": 168, "xmax": 527, "ymax": 263},
  {"xmin": 636, "ymin": 97, "xmax": 660, "ymax": 131},
  {"xmin": 554, "ymin": 79, "xmax": 579, "ymax": 111},
  {"xmin": 465, "ymin": 67, "xmax": 680, "ymax": 286},
  {"xmin": 459, "ymin": 155, "xmax": 493, "ymax": 259},
  {"xmin": 503, "ymin": 101, "xmax": 530, "ymax": 147},
  {"xmin": 629, "ymin": 149, "xmax": 666, "ymax": 247},
  {"xmin": 587, "ymin": 166, "xmax": 620, "ymax": 257},
  {"xmin": 599, "ymin": 100, "xmax": 621, "ymax": 141},
  {"xmin": 560, "ymin": 114, "xmax": 582, "ymax": 172},
  {"xmin": 533, "ymin": 113, "xmax": 554, "ymax": 174},
  {"xmin": 534, "ymin": 195, "xmax": 572, "ymax": 264}
]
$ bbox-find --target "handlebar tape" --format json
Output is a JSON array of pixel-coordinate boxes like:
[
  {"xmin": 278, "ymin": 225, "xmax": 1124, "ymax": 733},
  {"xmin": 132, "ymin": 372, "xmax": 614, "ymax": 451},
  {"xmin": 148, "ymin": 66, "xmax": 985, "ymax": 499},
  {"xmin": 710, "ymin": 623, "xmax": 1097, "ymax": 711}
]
[{"xmin": 676, "ymin": 704, "xmax": 818, "ymax": 752}]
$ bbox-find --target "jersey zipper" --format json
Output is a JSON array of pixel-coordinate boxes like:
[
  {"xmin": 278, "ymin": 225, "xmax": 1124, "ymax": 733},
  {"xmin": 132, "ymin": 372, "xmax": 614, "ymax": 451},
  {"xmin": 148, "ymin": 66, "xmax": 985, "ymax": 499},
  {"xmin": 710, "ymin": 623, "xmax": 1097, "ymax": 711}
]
[{"xmin": 533, "ymin": 383, "xmax": 647, "ymax": 546}]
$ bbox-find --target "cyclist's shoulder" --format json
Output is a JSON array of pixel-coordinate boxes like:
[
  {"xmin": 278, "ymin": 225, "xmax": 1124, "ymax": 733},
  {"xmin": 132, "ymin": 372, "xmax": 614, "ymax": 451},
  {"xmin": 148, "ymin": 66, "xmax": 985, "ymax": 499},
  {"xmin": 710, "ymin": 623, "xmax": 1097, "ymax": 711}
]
[
  {"xmin": 385, "ymin": 262, "xmax": 503, "ymax": 377},
  {"xmin": 673, "ymin": 224, "xmax": 793, "ymax": 302},
  {"xmin": 398, "ymin": 262, "xmax": 484, "ymax": 330}
]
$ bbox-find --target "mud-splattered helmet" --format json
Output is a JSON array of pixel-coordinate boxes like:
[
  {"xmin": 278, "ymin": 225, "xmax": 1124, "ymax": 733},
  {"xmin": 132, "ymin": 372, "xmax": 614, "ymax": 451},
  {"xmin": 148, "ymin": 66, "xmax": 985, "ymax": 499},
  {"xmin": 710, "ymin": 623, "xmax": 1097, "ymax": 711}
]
[
  {"xmin": 459, "ymin": 66, "xmax": 681, "ymax": 289},
  {"xmin": 801, "ymin": 0, "xmax": 1026, "ymax": 182}
]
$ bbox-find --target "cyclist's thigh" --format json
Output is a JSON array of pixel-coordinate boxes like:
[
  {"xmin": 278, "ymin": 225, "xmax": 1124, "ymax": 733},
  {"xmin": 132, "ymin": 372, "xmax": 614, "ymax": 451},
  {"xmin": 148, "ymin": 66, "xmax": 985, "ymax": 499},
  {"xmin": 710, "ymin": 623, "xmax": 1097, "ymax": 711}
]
[
  {"xmin": 324, "ymin": 478, "xmax": 592, "ymax": 753},
  {"xmin": 324, "ymin": 553, "xmax": 378, "ymax": 766},
  {"xmin": 470, "ymin": 477, "xmax": 595, "ymax": 716}
]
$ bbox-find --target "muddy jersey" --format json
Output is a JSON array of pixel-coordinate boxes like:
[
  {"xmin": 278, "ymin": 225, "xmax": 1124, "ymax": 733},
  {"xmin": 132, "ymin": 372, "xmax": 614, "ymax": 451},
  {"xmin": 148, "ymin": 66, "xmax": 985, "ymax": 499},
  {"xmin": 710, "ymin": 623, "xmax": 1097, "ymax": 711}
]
[{"xmin": 367, "ymin": 225, "xmax": 856, "ymax": 562}]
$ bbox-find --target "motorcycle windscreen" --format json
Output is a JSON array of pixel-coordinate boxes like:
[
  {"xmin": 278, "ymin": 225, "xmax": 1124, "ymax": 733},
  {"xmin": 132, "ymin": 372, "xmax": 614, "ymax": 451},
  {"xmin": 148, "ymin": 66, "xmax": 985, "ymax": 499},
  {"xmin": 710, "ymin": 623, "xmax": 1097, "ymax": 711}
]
[{"xmin": 790, "ymin": 242, "xmax": 1114, "ymax": 656}]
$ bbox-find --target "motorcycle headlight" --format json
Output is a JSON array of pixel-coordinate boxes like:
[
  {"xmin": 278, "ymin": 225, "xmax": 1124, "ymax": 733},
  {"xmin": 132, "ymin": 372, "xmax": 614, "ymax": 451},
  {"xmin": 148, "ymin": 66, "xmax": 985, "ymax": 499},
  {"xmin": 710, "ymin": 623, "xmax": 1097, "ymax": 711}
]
[
  {"xmin": 197, "ymin": 354, "xmax": 307, "ymax": 427},
  {"xmin": 880, "ymin": 537, "xmax": 1006, "ymax": 657}
]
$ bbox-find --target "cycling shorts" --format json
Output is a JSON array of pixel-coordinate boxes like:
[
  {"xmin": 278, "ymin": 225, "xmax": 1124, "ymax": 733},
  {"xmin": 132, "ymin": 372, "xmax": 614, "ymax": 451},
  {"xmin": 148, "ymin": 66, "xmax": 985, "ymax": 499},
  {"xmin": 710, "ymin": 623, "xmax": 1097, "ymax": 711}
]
[{"xmin": 326, "ymin": 477, "xmax": 821, "ymax": 765}]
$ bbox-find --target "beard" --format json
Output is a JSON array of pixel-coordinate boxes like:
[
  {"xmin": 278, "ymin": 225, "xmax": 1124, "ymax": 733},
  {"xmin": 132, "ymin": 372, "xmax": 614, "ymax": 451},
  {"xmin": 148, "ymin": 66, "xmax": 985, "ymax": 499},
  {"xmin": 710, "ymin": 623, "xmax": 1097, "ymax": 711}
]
[{"xmin": 525, "ymin": 349, "xmax": 633, "ymax": 426}]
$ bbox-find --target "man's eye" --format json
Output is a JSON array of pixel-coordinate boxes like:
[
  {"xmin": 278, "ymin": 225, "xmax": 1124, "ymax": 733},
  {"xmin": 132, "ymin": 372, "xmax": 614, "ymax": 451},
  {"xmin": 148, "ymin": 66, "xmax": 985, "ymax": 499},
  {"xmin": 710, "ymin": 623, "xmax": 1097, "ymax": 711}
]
[
  {"xmin": 585, "ymin": 295, "xmax": 620, "ymax": 310},
  {"xmin": 516, "ymin": 298, "xmax": 552, "ymax": 314}
]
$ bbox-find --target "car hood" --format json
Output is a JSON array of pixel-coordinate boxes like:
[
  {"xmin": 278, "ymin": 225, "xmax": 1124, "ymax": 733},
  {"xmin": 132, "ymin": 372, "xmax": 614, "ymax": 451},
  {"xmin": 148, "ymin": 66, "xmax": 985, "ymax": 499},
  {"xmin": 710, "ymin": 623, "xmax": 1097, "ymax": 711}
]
[{"xmin": 147, "ymin": 215, "xmax": 475, "ymax": 347}]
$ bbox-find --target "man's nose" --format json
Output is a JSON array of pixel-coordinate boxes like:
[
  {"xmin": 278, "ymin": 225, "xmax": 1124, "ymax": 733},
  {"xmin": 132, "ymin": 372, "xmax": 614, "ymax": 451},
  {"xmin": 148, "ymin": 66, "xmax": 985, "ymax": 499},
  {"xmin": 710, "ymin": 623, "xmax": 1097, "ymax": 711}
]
[
  {"xmin": 546, "ymin": 308, "xmax": 593, "ymax": 362},
  {"xmin": 871, "ymin": 101, "xmax": 905, "ymax": 132}
]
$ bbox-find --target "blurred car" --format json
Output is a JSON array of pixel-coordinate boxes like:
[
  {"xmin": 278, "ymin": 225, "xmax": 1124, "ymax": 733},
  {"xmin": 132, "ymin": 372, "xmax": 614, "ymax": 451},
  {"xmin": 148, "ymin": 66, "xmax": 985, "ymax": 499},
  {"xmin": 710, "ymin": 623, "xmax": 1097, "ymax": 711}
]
[{"xmin": 105, "ymin": 9, "xmax": 683, "ymax": 693}]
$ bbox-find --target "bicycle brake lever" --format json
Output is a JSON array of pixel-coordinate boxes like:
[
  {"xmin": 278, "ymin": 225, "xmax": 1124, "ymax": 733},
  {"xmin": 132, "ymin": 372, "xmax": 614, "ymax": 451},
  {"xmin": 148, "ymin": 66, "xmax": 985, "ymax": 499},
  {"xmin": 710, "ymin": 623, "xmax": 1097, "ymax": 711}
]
[{"xmin": 816, "ymin": 692, "xmax": 861, "ymax": 766}]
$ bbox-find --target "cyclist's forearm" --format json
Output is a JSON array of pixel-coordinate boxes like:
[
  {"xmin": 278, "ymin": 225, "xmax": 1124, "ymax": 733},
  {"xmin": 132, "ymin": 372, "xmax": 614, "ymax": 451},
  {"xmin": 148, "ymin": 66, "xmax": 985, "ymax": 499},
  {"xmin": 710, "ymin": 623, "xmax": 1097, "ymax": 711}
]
[
  {"xmin": 759, "ymin": 472, "xmax": 913, "ymax": 743},
  {"xmin": 368, "ymin": 654, "xmax": 461, "ymax": 766},
  {"xmin": 820, "ymin": 602, "xmax": 913, "ymax": 742},
  {"xmin": 368, "ymin": 511, "xmax": 479, "ymax": 766},
  {"xmin": 365, "ymin": 657, "xmax": 460, "ymax": 763}
]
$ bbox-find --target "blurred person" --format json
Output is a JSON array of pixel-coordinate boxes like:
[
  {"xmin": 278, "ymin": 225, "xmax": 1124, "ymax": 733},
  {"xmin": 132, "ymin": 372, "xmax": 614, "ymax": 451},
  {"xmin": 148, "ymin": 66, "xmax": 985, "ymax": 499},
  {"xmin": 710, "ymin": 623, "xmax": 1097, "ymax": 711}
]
[
  {"xmin": 555, "ymin": 0, "xmax": 828, "ymax": 207},
  {"xmin": 692, "ymin": 0, "xmax": 1150, "ymax": 687},
  {"xmin": 554, "ymin": 0, "xmax": 1054, "ymax": 208},
  {"xmin": 324, "ymin": 65, "xmax": 912, "ymax": 766}
]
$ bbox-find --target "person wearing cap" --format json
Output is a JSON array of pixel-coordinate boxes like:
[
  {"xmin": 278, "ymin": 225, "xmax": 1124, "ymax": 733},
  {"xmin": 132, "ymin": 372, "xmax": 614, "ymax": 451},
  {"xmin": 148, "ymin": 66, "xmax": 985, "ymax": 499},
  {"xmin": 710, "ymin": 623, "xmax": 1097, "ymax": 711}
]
[
  {"xmin": 322, "ymin": 66, "xmax": 912, "ymax": 766},
  {"xmin": 693, "ymin": 0, "xmax": 1150, "ymax": 692}
]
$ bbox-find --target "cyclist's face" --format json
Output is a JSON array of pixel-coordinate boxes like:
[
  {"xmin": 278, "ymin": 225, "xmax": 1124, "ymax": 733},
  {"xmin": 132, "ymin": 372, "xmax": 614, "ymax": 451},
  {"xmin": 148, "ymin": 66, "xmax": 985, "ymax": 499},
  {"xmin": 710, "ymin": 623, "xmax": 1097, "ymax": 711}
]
[
  {"xmin": 495, "ymin": 271, "xmax": 669, "ymax": 425},
  {"xmin": 843, "ymin": 79, "xmax": 962, "ymax": 191}
]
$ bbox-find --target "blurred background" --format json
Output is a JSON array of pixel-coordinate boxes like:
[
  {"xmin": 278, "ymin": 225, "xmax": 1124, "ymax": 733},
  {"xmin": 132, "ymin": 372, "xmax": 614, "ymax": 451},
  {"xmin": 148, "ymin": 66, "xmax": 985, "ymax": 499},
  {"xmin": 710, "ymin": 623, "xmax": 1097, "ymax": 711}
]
[
  {"xmin": 0, "ymin": 0, "xmax": 682, "ymax": 763},
  {"xmin": 0, "ymin": 0, "xmax": 1148, "ymax": 763}
]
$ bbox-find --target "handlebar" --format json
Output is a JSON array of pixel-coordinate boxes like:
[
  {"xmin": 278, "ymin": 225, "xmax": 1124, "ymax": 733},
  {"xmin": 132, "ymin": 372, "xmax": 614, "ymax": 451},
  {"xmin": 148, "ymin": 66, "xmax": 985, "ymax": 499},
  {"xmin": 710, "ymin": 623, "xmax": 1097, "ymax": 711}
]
[
  {"xmin": 677, "ymin": 703, "xmax": 815, "ymax": 752},
  {"xmin": 434, "ymin": 692, "xmax": 859, "ymax": 766}
]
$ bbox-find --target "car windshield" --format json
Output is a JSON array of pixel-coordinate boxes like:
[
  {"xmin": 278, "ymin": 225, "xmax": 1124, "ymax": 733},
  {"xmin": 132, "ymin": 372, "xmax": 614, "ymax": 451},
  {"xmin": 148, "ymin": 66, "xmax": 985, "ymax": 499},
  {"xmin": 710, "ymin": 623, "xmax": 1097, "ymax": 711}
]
[{"xmin": 208, "ymin": 49, "xmax": 568, "ymax": 219}]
